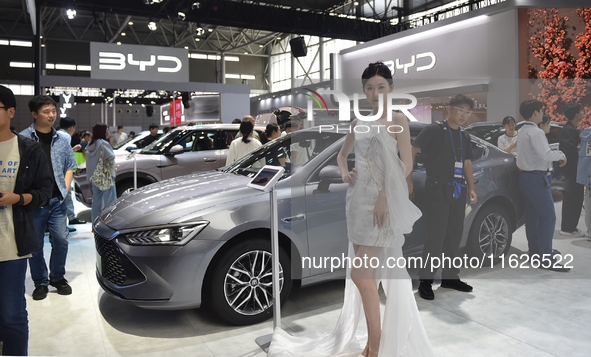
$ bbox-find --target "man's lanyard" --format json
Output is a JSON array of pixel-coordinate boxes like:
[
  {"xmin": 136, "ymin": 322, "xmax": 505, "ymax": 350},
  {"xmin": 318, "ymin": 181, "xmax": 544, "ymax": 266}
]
[{"xmin": 444, "ymin": 120, "xmax": 463, "ymax": 162}]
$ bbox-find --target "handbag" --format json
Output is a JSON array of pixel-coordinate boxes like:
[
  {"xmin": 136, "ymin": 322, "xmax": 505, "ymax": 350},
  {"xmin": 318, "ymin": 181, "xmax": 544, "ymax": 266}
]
[{"xmin": 89, "ymin": 141, "xmax": 115, "ymax": 191}]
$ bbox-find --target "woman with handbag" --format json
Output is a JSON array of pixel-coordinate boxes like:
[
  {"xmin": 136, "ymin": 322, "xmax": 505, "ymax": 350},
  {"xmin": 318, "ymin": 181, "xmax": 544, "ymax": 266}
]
[{"xmin": 86, "ymin": 124, "xmax": 117, "ymax": 223}]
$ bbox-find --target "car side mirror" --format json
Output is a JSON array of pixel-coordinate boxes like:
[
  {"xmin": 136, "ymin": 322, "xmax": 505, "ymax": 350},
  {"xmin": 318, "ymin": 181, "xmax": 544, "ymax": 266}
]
[
  {"xmin": 126, "ymin": 145, "xmax": 137, "ymax": 152},
  {"xmin": 167, "ymin": 144, "xmax": 185, "ymax": 156},
  {"xmin": 315, "ymin": 165, "xmax": 343, "ymax": 193}
]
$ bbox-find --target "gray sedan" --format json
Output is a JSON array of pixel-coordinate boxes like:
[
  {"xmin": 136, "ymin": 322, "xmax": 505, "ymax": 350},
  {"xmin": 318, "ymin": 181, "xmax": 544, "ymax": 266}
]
[{"xmin": 94, "ymin": 123, "xmax": 523, "ymax": 325}]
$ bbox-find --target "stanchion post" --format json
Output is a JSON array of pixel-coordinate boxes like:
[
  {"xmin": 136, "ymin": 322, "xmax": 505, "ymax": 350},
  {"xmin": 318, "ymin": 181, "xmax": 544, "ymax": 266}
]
[{"xmin": 270, "ymin": 186, "xmax": 281, "ymax": 329}]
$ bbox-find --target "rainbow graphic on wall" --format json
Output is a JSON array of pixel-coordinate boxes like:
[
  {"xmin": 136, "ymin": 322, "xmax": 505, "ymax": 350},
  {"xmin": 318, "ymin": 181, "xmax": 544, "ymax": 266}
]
[{"xmin": 303, "ymin": 88, "xmax": 329, "ymax": 112}]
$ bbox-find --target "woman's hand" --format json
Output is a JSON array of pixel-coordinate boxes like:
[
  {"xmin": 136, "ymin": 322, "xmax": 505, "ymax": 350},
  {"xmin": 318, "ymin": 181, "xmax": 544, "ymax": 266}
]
[
  {"xmin": 373, "ymin": 193, "xmax": 387, "ymax": 228},
  {"xmin": 342, "ymin": 168, "xmax": 358, "ymax": 186}
]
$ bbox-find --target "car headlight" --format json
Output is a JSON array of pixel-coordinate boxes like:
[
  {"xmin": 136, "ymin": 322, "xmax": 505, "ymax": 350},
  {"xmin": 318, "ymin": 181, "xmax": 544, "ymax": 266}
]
[{"xmin": 122, "ymin": 222, "xmax": 209, "ymax": 246}]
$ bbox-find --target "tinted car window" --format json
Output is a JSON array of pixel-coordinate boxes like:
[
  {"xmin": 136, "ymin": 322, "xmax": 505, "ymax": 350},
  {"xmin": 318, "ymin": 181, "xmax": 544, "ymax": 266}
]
[
  {"xmin": 218, "ymin": 130, "xmax": 238, "ymax": 149},
  {"xmin": 181, "ymin": 130, "xmax": 217, "ymax": 152},
  {"xmin": 141, "ymin": 130, "xmax": 184, "ymax": 154},
  {"xmin": 225, "ymin": 131, "xmax": 342, "ymax": 178}
]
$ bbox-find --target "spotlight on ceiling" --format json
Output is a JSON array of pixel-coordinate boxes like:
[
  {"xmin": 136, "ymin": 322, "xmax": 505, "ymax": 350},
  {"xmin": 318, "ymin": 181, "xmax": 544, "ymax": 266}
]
[
  {"xmin": 196, "ymin": 26, "xmax": 205, "ymax": 36},
  {"xmin": 177, "ymin": 12, "xmax": 186, "ymax": 21},
  {"xmin": 66, "ymin": 9, "xmax": 76, "ymax": 20},
  {"xmin": 191, "ymin": 2, "xmax": 201, "ymax": 10},
  {"xmin": 144, "ymin": 0, "xmax": 163, "ymax": 4},
  {"xmin": 148, "ymin": 21, "xmax": 157, "ymax": 31}
]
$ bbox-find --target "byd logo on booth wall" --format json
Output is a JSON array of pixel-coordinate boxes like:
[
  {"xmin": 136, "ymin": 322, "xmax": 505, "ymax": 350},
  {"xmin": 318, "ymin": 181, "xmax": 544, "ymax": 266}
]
[
  {"xmin": 384, "ymin": 52, "xmax": 437, "ymax": 76},
  {"xmin": 90, "ymin": 42, "xmax": 189, "ymax": 82},
  {"xmin": 305, "ymin": 88, "xmax": 419, "ymax": 133},
  {"xmin": 98, "ymin": 52, "xmax": 183, "ymax": 73}
]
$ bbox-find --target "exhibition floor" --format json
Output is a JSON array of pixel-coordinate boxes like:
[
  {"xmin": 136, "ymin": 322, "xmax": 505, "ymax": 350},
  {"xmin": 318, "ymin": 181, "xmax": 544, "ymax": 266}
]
[{"xmin": 24, "ymin": 198, "xmax": 591, "ymax": 357}]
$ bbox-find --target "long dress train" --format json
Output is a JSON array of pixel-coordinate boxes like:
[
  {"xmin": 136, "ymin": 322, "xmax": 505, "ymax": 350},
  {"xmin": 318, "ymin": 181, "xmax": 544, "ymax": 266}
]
[{"xmin": 268, "ymin": 126, "xmax": 435, "ymax": 357}]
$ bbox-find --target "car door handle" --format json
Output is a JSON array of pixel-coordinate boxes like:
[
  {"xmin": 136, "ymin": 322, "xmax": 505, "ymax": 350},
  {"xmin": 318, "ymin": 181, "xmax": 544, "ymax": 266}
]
[
  {"xmin": 204, "ymin": 159, "xmax": 217, "ymax": 163},
  {"xmin": 281, "ymin": 214, "xmax": 306, "ymax": 223},
  {"xmin": 156, "ymin": 163, "xmax": 177, "ymax": 168}
]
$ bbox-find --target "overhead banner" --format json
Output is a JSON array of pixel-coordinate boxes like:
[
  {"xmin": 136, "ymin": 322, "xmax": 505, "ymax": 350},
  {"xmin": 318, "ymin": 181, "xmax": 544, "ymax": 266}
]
[{"xmin": 90, "ymin": 42, "xmax": 189, "ymax": 82}]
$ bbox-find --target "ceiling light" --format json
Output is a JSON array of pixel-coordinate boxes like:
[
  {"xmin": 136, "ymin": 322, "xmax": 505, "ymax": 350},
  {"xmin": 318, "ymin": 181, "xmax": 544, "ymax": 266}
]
[
  {"xmin": 244, "ymin": 52, "xmax": 248, "ymax": 54},
  {"xmin": 177, "ymin": 12, "xmax": 186, "ymax": 21},
  {"xmin": 128, "ymin": 21, "xmax": 134, "ymax": 26},
  {"xmin": 259, "ymin": 44, "xmax": 264, "ymax": 48},
  {"xmin": 184, "ymin": 46, "xmax": 189, "ymax": 49},
  {"xmin": 191, "ymin": 2, "xmax": 201, "ymax": 10},
  {"xmin": 144, "ymin": 0, "xmax": 163, "ymax": 4},
  {"xmin": 148, "ymin": 21, "xmax": 157, "ymax": 31},
  {"xmin": 196, "ymin": 26, "xmax": 205, "ymax": 36},
  {"xmin": 354, "ymin": 1, "xmax": 359, "ymax": 5},
  {"xmin": 66, "ymin": 9, "xmax": 76, "ymax": 20},
  {"xmin": 116, "ymin": 42, "xmax": 122, "ymax": 45},
  {"xmin": 195, "ymin": 38, "xmax": 200, "ymax": 41},
  {"xmin": 121, "ymin": 32, "xmax": 126, "ymax": 36},
  {"xmin": 208, "ymin": 28, "xmax": 213, "ymax": 32}
]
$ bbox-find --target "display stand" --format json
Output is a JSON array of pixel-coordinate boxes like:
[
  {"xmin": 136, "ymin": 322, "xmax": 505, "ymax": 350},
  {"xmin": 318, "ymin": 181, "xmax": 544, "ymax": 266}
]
[
  {"xmin": 249, "ymin": 166, "xmax": 285, "ymax": 353},
  {"xmin": 126, "ymin": 150, "xmax": 138, "ymax": 190}
]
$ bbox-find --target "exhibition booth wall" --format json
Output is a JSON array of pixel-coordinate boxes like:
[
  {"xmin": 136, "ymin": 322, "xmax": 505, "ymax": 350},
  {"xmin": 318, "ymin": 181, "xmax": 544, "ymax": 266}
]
[{"xmin": 254, "ymin": 0, "xmax": 591, "ymax": 127}]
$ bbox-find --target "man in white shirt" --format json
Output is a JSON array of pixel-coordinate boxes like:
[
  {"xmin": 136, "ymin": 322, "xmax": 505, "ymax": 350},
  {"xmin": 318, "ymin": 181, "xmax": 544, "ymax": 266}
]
[
  {"xmin": 516, "ymin": 100, "xmax": 569, "ymax": 272},
  {"xmin": 110, "ymin": 125, "xmax": 128, "ymax": 146}
]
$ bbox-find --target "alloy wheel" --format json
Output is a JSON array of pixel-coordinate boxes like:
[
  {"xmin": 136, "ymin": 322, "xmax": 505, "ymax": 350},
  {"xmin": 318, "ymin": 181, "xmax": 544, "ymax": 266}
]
[{"xmin": 223, "ymin": 250, "xmax": 284, "ymax": 316}]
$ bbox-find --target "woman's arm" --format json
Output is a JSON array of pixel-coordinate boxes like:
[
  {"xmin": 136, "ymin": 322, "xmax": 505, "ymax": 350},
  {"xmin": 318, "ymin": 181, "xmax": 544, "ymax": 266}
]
[{"xmin": 337, "ymin": 120, "xmax": 357, "ymax": 184}]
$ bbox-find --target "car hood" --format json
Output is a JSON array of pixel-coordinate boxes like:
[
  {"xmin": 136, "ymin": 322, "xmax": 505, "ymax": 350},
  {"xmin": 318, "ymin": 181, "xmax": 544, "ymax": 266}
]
[{"xmin": 100, "ymin": 170, "xmax": 260, "ymax": 230}]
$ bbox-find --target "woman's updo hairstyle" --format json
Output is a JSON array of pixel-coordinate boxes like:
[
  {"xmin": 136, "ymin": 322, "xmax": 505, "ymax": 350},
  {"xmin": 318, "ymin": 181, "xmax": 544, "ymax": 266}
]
[{"xmin": 361, "ymin": 61, "xmax": 393, "ymax": 86}]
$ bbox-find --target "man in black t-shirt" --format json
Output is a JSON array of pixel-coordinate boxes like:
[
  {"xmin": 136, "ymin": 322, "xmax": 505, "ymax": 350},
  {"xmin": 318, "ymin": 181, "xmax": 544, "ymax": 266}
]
[
  {"xmin": 411, "ymin": 94, "xmax": 478, "ymax": 300},
  {"xmin": 138, "ymin": 124, "xmax": 159, "ymax": 148}
]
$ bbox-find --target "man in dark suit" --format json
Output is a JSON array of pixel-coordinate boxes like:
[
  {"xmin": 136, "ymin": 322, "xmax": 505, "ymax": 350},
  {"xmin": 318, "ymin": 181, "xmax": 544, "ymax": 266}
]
[{"xmin": 559, "ymin": 103, "xmax": 585, "ymax": 237}]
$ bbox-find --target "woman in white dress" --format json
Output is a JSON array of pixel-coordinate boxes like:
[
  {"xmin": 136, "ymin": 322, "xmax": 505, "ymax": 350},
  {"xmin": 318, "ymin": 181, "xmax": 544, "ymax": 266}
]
[
  {"xmin": 497, "ymin": 116, "xmax": 518, "ymax": 155},
  {"xmin": 268, "ymin": 62, "xmax": 435, "ymax": 357}
]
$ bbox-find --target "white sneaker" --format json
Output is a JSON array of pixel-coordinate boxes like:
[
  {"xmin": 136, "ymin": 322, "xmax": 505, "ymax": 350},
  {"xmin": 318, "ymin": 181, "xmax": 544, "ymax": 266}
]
[{"xmin": 560, "ymin": 229, "xmax": 586, "ymax": 237}]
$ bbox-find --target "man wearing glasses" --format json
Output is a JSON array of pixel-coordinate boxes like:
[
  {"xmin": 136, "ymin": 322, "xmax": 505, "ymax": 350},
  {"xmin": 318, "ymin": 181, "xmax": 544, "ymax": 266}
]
[
  {"xmin": 517, "ymin": 100, "xmax": 569, "ymax": 272},
  {"xmin": 411, "ymin": 94, "xmax": 478, "ymax": 300},
  {"xmin": 20, "ymin": 96, "xmax": 78, "ymax": 300}
]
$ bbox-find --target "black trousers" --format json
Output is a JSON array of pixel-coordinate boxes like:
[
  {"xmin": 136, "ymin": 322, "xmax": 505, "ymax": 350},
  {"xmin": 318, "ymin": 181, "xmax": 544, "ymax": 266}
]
[
  {"xmin": 561, "ymin": 172, "xmax": 584, "ymax": 232},
  {"xmin": 419, "ymin": 180, "xmax": 467, "ymax": 283}
]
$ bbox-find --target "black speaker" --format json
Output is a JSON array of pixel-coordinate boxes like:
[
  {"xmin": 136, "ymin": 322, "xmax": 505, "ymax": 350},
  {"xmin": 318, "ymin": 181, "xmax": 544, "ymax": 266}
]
[
  {"xmin": 290, "ymin": 37, "xmax": 307, "ymax": 57},
  {"xmin": 146, "ymin": 105, "xmax": 154, "ymax": 117},
  {"xmin": 181, "ymin": 92, "xmax": 191, "ymax": 109}
]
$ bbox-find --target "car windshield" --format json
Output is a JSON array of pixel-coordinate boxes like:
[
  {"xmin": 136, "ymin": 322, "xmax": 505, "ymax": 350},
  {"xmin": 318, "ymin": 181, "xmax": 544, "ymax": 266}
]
[
  {"xmin": 140, "ymin": 129, "xmax": 188, "ymax": 154},
  {"xmin": 224, "ymin": 130, "xmax": 343, "ymax": 178},
  {"xmin": 112, "ymin": 136, "xmax": 137, "ymax": 150}
]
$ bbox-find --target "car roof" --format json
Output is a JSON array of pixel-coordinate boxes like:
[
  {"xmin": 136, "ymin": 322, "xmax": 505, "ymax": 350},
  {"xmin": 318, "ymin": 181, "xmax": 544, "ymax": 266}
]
[
  {"xmin": 171, "ymin": 123, "xmax": 265, "ymax": 130},
  {"xmin": 466, "ymin": 121, "xmax": 563, "ymax": 128}
]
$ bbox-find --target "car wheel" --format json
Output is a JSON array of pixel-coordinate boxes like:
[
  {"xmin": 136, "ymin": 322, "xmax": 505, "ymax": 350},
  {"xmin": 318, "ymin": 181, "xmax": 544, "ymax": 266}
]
[
  {"xmin": 208, "ymin": 238, "xmax": 292, "ymax": 326},
  {"xmin": 467, "ymin": 204, "xmax": 512, "ymax": 264}
]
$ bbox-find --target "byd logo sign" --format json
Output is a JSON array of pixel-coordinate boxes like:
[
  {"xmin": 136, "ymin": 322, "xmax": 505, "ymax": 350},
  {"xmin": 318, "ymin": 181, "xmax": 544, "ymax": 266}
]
[
  {"xmin": 90, "ymin": 42, "xmax": 188, "ymax": 82},
  {"xmin": 98, "ymin": 52, "xmax": 182, "ymax": 73},
  {"xmin": 384, "ymin": 52, "xmax": 437, "ymax": 76},
  {"xmin": 305, "ymin": 88, "xmax": 418, "ymax": 123}
]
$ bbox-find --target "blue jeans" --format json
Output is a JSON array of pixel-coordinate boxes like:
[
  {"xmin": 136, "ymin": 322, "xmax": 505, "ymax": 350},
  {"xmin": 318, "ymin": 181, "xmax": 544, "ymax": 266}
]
[
  {"xmin": 518, "ymin": 172, "xmax": 555, "ymax": 257},
  {"xmin": 91, "ymin": 180, "xmax": 117, "ymax": 224},
  {"xmin": 30, "ymin": 197, "xmax": 69, "ymax": 287},
  {"xmin": 0, "ymin": 259, "xmax": 28, "ymax": 356}
]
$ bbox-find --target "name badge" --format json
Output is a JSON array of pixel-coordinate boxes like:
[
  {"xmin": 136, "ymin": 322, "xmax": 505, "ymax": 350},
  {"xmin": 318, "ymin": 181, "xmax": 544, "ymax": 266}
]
[{"xmin": 454, "ymin": 161, "xmax": 464, "ymax": 179}]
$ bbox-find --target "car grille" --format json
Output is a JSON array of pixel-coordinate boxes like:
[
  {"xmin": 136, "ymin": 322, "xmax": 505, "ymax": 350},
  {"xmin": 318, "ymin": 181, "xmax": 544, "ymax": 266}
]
[{"xmin": 94, "ymin": 233, "xmax": 145, "ymax": 286}]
